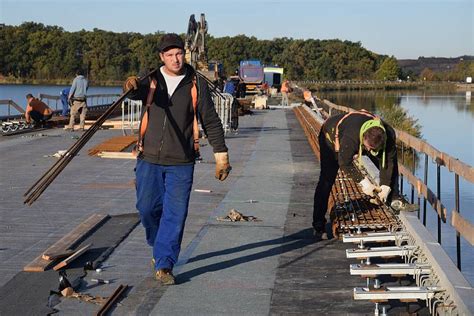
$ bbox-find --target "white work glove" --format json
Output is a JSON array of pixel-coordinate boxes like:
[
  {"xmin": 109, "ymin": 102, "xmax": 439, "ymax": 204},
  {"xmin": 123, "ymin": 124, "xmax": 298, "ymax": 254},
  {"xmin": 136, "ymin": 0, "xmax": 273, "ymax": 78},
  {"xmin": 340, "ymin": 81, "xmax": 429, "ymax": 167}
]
[
  {"xmin": 377, "ymin": 185, "xmax": 391, "ymax": 203},
  {"xmin": 359, "ymin": 177, "xmax": 378, "ymax": 197}
]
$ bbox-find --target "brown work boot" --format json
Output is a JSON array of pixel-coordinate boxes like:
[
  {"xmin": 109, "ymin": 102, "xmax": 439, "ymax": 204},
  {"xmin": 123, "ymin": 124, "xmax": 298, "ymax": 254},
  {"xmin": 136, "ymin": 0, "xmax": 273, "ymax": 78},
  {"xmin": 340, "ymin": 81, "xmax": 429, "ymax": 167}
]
[
  {"xmin": 313, "ymin": 228, "xmax": 328, "ymax": 241},
  {"xmin": 391, "ymin": 200, "xmax": 419, "ymax": 212},
  {"xmin": 155, "ymin": 268, "xmax": 175, "ymax": 285}
]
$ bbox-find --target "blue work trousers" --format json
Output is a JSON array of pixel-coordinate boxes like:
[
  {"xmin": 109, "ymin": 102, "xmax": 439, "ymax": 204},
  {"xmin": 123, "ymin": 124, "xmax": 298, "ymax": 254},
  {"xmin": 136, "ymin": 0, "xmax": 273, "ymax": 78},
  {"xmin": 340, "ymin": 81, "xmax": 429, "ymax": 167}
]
[{"xmin": 135, "ymin": 159, "xmax": 194, "ymax": 270}]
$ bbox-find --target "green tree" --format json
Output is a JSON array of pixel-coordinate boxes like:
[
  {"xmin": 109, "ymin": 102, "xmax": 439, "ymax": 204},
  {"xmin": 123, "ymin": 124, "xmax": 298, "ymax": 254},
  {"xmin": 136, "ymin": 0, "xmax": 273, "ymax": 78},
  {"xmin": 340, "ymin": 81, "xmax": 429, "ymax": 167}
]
[{"xmin": 375, "ymin": 56, "xmax": 401, "ymax": 80}]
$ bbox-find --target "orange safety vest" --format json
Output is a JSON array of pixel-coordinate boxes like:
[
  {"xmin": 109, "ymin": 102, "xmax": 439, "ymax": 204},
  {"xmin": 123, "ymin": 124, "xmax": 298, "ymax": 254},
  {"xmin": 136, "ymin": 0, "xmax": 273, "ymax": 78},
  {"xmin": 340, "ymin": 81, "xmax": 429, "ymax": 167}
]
[
  {"xmin": 134, "ymin": 77, "xmax": 200, "ymax": 157},
  {"xmin": 281, "ymin": 81, "xmax": 289, "ymax": 93}
]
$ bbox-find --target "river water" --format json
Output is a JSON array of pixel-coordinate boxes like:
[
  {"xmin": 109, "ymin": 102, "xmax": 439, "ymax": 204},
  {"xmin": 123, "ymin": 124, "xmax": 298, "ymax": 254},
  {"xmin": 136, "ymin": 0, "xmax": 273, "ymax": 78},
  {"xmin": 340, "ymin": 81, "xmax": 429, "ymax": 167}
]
[
  {"xmin": 1, "ymin": 84, "xmax": 473, "ymax": 283},
  {"xmin": 0, "ymin": 84, "xmax": 122, "ymax": 116}
]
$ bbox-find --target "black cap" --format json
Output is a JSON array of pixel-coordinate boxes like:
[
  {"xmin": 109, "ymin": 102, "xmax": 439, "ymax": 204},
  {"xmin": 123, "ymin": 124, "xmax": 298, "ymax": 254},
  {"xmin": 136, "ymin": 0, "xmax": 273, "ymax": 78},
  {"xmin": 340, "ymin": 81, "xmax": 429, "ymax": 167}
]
[{"xmin": 159, "ymin": 33, "xmax": 185, "ymax": 52}]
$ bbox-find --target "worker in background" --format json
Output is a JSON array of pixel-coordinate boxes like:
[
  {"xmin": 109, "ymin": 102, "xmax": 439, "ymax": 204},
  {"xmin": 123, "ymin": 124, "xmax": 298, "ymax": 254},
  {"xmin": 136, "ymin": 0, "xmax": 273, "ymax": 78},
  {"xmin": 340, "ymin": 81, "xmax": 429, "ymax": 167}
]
[
  {"xmin": 123, "ymin": 33, "xmax": 231, "ymax": 285},
  {"xmin": 313, "ymin": 110, "xmax": 417, "ymax": 239},
  {"xmin": 60, "ymin": 87, "xmax": 70, "ymax": 117},
  {"xmin": 223, "ymin": 78, "xmax": 236, "ymax": 96},
  {"xmin": 281, "ymin": 79, "xmax": 291, "ymax": 106},
  {"xmin": 66, "ymin": 70, "xmax": 88, "ymax": 131},
  {"xmin": 25, "ymin": 94, "xmax": 53, "ymax": 127}
]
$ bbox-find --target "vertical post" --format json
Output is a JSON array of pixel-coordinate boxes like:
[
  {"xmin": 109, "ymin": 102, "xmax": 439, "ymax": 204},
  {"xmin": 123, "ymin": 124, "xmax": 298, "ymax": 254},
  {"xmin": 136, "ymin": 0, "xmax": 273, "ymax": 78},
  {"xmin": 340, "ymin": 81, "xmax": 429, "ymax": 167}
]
[
  {"xmin": 455, "ymin": 174, "xmax": 461, "ymax": 270},
  {"xmin": 422, "ymin": 154, "xmax": 428, "ymax": 225},
  {"xmin": 437, "ymin": 163, "xmax": 441, "ymax": 244},
  {"xmin": 400, "ymin": 143, "xmax": 404, "ymax": 195},
  {"xmin": 411, "ymin": 148, "xmax": 415, "ymax": 204}
]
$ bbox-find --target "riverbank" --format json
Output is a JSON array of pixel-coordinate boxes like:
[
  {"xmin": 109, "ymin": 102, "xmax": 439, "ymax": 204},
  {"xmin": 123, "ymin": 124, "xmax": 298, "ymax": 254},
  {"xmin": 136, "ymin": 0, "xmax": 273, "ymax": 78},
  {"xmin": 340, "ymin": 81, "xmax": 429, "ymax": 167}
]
[
  {"xmin": 299, "ymin": 81, "xmax": 463, "ymax": 92},
  {"xmin": 0, "ymin": 76, "xmax": 122, "ymax": 87}
]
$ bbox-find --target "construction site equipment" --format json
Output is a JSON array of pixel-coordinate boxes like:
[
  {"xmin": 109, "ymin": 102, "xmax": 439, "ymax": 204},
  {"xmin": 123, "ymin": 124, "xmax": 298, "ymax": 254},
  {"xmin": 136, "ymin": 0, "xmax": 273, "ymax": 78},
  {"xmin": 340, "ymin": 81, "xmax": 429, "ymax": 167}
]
[
  {"xmin": 23, "ymin": 70, "xmax": 157, "ymax": 205},
  {"xmin": 239, "ymin": 60, "xmax": 264, "ymax": 94},
  {"xmin": 350, "ymin": 263, "xmax": 432, "ymax": 277},
  {"xmin": 185, "ymin": 13, "xmax": 223, "ymax": 82}
]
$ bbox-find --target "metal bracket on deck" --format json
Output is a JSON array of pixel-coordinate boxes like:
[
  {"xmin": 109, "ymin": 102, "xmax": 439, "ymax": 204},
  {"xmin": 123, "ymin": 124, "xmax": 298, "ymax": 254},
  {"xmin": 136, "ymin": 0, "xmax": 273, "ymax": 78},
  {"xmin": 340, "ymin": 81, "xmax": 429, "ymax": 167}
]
[
  {"xmin": 346, "ymin": 245, "xmax": 416, "ymax": 259},
  {"xmin": 353, "ymin": 286, "xmax": 442, "ymax": 300},
  {"xmin": 343, "ymin": 231, "xmax": 409, "ymax": 245},
  {"xmin": 350, "ymin": 263, "xmax": 431, "ymax": 277}
]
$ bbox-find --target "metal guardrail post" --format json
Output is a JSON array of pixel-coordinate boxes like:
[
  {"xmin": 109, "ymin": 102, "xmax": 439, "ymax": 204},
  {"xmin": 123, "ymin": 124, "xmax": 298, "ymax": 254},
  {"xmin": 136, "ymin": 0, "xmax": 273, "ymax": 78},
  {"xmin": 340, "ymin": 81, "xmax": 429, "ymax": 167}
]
[
  {"xmin": 423, "ymin": 154, "xmax": 428, "ymax": 225},
  {"xmin": 455, "ymin": 174, "xmax": 461, "ymax": 270},
  {"xmin": 437, "ymin": 163, "xmax": 441, "ymax": 244},
  {"xmin": 400, "ymin": 143, "xmax": 405, "ymax": 195}
]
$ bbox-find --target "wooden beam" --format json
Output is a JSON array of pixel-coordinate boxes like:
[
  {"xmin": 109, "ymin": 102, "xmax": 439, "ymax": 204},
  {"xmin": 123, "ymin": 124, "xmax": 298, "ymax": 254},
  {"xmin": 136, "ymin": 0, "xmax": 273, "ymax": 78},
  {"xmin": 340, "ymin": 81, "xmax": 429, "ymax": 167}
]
[
  {"xmin": 24, "ymin": 213, "xmax": 109, "ymax": 272},
  {"xmin": 451, "ymin": 210, "xmax": 474, "ymax": 245},
  {"xmin": 53, "ymin": 243, "xmax": 92, "ymax": 271},
  {"xmin": 97, "ymin": 152, "xmax": 136, "ymax": 159}
]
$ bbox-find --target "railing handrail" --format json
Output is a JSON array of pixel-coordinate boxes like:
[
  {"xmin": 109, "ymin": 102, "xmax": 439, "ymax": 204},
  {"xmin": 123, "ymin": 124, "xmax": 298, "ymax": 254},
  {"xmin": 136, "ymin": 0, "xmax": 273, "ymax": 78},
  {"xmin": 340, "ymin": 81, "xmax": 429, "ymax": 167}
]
[
  {"xmin": 38, "ymin": 93, "xmax": 120, "ymax": 100},
  {"xmin": 0, "ymin": 99, "xmax": 26, "ymax": 114}
]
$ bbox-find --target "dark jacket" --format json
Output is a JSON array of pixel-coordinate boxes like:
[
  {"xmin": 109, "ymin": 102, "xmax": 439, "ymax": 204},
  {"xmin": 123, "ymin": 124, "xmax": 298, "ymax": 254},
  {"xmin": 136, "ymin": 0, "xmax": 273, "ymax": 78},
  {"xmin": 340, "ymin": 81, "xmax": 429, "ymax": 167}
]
[
  {"xmin": 321, "ymin": 113, "xmax": 398, "ymax": 186},
  {"xmin": 128, "ymin": 64, "xmax": 227, "ymax": 165}
]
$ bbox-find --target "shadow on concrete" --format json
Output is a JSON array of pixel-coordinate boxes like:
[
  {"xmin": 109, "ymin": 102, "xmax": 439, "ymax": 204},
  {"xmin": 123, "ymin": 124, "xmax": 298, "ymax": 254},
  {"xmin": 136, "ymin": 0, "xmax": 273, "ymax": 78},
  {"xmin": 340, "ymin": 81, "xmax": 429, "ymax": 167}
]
[{"xmin": 177, "ymin": 228, "xmax": 329, "ymax": 283}]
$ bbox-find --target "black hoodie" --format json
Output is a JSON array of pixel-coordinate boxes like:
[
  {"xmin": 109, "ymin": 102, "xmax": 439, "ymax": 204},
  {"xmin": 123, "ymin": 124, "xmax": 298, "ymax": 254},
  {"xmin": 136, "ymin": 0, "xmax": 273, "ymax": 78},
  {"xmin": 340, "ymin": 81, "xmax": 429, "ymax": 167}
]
[{"xmin": 128, "ymin": 64, "xmax": 227, "ymax": 165}]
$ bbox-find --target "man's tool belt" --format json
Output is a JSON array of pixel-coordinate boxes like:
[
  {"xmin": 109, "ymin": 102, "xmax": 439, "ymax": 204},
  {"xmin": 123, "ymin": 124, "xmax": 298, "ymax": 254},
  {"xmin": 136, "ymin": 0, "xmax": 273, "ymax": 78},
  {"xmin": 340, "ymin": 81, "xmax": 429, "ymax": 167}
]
[{"xmin": 72, "ymin": 97, "xmax": 87, "ymax": 102}]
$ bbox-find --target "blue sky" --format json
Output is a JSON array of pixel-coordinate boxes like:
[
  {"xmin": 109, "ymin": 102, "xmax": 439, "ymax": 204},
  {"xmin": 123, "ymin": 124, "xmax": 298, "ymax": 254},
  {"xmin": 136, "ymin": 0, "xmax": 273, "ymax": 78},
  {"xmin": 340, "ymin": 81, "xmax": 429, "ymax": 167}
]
[{"xmin": 1, "ymin": 0, "xmax": 472, "ymax": 59}]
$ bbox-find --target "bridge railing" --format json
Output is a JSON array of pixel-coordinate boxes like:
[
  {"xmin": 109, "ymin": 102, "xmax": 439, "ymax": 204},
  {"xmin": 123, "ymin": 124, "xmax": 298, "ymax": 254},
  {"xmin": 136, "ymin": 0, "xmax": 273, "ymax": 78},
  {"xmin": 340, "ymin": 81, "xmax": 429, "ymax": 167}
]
[
  {"xmin": 318, "ymin": 98, "xmax": 474, "ymax": 270},
  {"xmin": 0, "ymin": 99, "xmax": 26, "ymax": 117},
  {"xmin": 39, "ymin": 93, "xmax": 120, "ymax": 112}
]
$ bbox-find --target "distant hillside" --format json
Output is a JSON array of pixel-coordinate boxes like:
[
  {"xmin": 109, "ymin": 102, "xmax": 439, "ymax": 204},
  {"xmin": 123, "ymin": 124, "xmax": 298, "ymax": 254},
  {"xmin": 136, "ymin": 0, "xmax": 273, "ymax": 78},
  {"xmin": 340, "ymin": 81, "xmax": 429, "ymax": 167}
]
[{"xmin": 398, "ymin": 56, "xmax": 474, "ymax": 76}]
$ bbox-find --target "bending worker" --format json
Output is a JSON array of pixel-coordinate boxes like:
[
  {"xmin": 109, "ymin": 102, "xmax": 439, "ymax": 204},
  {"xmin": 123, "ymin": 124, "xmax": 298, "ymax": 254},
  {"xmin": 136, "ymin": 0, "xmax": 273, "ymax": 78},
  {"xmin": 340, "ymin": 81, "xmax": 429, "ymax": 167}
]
[
  {"xmin": 25, "ymin": 94, "xmax": 53, "ymax": 127},
  {"xmin": 124, "ymin": 33, "xmax": 231, "ymax": 285},
  {"xmin": 313, "ymin": 110, "xmax": 416, "ymax": 239}
]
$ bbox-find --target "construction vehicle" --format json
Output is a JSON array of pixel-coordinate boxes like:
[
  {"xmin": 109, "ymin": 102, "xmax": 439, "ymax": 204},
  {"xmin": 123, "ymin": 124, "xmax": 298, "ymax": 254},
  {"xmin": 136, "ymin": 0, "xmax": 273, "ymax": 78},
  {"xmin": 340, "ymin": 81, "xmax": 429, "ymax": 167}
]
[
  {"xmin": 185, "ymin": 14, "xmax": 224, "ymax": 83},
  {"xmin": 238, "ymin": 60, "xmax": 264, "ymax": 94}
]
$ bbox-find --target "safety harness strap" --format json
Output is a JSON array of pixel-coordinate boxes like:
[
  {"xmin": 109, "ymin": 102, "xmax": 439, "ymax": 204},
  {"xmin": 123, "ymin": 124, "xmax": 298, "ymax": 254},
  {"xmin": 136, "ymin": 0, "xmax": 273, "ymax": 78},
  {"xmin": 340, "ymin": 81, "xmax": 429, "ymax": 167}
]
[
  {"xmin": 334, "ymin": 109, "xmax": 375, "ymax": 152},
  {"xmin": 133, "ymin": 77, "xmax": 199, "ymax": 157}
]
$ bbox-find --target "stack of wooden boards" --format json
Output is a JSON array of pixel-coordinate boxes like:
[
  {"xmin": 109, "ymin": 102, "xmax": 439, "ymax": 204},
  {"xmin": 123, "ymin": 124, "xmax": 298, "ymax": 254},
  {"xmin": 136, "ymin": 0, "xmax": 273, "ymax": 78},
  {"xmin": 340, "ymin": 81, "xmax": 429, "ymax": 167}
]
[
  {"xmin": 88, "ymin": 135, "xmax": 137, "ymax": 159},
  {"xmin": 23, "ymin": 214, "xmax": 109, "ymax": 272}
]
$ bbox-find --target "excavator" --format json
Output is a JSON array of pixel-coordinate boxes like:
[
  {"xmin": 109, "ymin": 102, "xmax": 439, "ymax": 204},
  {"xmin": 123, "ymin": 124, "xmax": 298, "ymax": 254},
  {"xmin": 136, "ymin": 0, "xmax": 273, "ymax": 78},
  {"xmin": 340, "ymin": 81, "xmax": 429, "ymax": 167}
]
[
  {"xmin": 184, "ymin": 13, "xmax": 238, "ymax": 132},
  {"xmin": 185, "ymin": 13, "xmax": 224, "ymax": 85}
]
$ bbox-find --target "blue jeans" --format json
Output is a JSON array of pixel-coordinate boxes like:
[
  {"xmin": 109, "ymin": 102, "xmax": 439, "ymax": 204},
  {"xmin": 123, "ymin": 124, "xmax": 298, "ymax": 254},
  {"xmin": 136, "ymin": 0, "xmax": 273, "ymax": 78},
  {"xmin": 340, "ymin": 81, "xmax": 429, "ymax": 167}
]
[{"xmin": 135, "ymin": 159, "xmax": 194, "ymax": 270}]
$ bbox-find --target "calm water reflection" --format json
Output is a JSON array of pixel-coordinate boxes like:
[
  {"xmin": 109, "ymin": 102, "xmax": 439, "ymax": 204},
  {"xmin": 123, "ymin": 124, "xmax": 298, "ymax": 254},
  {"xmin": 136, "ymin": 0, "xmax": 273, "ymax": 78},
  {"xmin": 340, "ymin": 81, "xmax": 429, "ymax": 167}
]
[
  {"xmin": 321, "ymin": 90, "xmax": 473, "ymax": 284},
  {"xmin": 0, "ymin": 84, "xmax": 121, "ymax": 116}
]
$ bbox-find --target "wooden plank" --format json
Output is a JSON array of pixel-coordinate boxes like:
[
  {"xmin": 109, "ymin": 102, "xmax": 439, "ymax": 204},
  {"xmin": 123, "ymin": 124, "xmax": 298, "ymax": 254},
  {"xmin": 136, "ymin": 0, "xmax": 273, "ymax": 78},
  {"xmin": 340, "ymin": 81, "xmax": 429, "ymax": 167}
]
[
  {"xmin": 97, "ymin": 152, "xmax": 136, "ymax": 159},
  {"xmin": 53, "ymin": 243, "xmax": 92, "ymax": 271},
  {"xmin": 451, "ymin": 210, "xmax": 474, "ymax": 245},
  {"xmin": 88, "ymin": 136, "xmax": 137, "ymax": 156},
  {"xmin": 42, "ymin": 249, "xmax": 75, "ymax": 261},
  {"xmin": 24, "ymin": 213, "xmax": 109, "ymax": 272}
]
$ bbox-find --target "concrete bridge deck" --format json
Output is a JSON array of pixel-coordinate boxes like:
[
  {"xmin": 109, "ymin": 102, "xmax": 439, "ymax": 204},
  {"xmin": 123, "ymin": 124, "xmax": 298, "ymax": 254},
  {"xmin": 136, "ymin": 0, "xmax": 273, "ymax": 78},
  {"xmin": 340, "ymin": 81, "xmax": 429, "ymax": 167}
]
[{"xmin": 0, "ymin": 108, "xmax": 426, "ymax": 315}]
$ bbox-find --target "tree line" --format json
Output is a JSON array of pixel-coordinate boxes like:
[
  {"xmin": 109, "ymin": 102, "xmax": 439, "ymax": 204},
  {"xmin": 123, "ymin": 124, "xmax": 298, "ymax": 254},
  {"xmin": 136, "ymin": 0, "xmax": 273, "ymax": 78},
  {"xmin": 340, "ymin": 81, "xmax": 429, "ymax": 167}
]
[{"xmin": 0, "ymin": 22, "xmax": 471, "ymax": 84}]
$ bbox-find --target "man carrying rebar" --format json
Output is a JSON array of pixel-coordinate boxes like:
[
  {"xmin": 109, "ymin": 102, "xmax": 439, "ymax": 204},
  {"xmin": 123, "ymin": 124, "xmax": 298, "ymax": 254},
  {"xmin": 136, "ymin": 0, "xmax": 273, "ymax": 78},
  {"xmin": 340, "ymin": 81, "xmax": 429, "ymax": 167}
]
[
  {"xmin": 313, "ymin": 110, "xmax": 417, "ymax": 239},
  {"xmin": 123, "ymin": 33, "xmax": 231, "ymax": 285}
]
